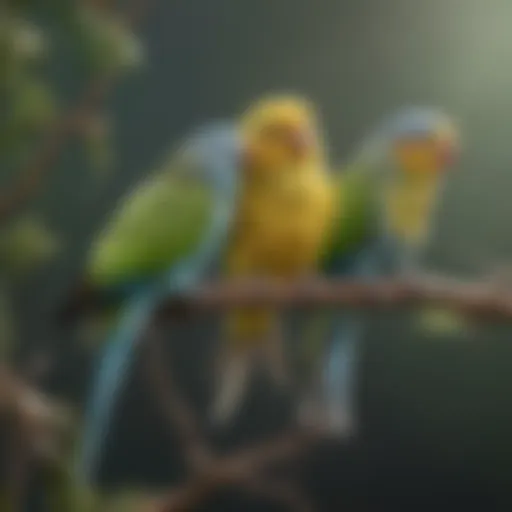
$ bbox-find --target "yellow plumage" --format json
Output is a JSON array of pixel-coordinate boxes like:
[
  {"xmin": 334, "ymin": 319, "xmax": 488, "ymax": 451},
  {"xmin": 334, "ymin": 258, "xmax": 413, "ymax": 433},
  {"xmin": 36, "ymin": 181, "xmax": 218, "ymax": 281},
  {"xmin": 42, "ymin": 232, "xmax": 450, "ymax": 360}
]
[
  {"xmin": 211, "ymin": 94, "xmax": 335, "ymax": 425},
  {"xmin": 383, "ymin": 170, "xmax": 442, "ymax": 247},
  {"xmin": 224, "ymin": 94, "xmax": 334, "ymax": 346}
]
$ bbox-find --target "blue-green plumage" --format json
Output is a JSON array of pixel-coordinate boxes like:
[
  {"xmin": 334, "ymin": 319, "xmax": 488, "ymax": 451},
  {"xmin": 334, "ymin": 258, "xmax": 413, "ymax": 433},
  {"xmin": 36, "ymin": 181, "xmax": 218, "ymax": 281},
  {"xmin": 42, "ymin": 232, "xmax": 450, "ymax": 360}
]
[
  {"xmin": 79, "ymin": 122, "xmax": 242, "ymax": 483},
  {"xmin": 307, "ymin": 106, "xmax": 459, "ymax": 434},
  {"xmin": 321, "ymin": 233, "xmax": 406, "ymax": 433}
]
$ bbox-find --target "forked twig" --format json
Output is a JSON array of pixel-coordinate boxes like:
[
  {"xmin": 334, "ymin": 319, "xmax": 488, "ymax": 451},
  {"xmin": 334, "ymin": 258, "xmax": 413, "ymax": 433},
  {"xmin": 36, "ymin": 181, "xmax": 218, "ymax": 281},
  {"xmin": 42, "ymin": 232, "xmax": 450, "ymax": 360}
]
[
  {"xmin": 145, "ymin": 332, "xmax": 321, "ymax": 512},
  {"xmin": 145, "ymin": 332, "xmax": 214, "ymax": 474}
]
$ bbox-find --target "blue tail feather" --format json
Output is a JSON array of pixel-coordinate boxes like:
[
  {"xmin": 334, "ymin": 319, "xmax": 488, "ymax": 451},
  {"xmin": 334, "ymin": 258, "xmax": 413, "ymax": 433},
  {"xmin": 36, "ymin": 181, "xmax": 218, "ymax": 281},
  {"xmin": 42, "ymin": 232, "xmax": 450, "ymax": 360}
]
[
  {"xmin": 78, "ymin": 291, "xmax": 156, "ymax": 483},
  {"xmin": 323, "ymin": 315, "xmax": 362, "ymax": 428}
]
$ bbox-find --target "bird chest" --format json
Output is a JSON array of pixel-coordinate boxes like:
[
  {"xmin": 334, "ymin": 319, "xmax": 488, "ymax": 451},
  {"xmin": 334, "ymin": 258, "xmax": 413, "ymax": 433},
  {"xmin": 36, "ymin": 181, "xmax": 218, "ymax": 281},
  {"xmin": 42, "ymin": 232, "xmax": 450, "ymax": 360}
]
[{"xmin": 230, "ymin": 175, "xmax": 332, "ymax": 276}]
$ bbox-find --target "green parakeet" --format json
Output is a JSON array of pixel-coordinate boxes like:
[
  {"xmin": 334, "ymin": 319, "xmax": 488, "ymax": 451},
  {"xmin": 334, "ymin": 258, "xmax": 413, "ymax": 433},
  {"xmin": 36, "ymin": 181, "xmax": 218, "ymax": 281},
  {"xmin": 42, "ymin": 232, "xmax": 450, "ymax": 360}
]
[
  {"xmin": 299, "ymin": 106, "xmax": 461, "ymax": 435},
  {"xmin": 75, "ymin": 122, "xmax": 242, "ymax": 484}
]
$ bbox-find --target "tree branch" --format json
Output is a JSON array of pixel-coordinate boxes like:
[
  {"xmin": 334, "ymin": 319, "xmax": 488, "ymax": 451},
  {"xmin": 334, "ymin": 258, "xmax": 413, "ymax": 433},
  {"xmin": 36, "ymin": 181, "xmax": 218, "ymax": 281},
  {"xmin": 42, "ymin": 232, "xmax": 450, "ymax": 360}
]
[
  {"xmin": 144, "ymin": 342, "xmax": 321, "ymax": 512},
  {"xmin": 135, "ymin": 273, "xmax": 512, "ymax": 512},
  {"xmin": 153, "ymin": 275, "xmax": 512, "ymax": 320},
  {"xmin": 62, "ymin": 275, "xmax": 512, "ymax": 326},
  {"xmin": 243, "ymin": 478, "xmax": 314, "ymax": 512},
  {"xmin": 0, "ymin": 364, "xmax": 70, "ymax": 512},
  {"xmin": 149, "ymin": 430, "xmax": 320, "ymax": 512},
  {"xmin": 144, "ymin": 320, "xmax": 322, "ymax": 512},
  {"xmin": 145, "ymin": 332, "xmax": 214, "ymax": 474}
]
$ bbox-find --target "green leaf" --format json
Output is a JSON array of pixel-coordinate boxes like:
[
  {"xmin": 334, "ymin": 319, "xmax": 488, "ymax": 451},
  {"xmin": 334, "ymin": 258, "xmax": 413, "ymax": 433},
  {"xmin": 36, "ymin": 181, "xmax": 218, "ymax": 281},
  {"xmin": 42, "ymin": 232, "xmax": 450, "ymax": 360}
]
[
  {"xmin": 0, "ymin": 215, "xmax": 61, "ymax": 275},
  {"xmin": 413, "ymin": 307, "xmax": 471, "ymax": 338},
  {"xmin": 11, "ymin": 79, "xmax": 57, "ymax": 134},
  {"xmin": 0, "ymin": 15, "xmax": 48, "ymax": 66},
  {"xmin": 10, "ymin": 18, "xmax": 48, "ymax": 61},
  {"xmin": 76, "ymin": 7, "xmax": 144, "ymax": 76}
]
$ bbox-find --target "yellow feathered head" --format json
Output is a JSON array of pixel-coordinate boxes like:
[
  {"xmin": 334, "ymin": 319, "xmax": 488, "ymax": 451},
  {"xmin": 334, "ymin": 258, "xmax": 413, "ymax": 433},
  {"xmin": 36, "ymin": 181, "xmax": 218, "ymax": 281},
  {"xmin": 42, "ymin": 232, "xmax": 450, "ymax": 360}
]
[{"xmin": 239, "ymin": 93, "xmax": 325, "ymax": 174}]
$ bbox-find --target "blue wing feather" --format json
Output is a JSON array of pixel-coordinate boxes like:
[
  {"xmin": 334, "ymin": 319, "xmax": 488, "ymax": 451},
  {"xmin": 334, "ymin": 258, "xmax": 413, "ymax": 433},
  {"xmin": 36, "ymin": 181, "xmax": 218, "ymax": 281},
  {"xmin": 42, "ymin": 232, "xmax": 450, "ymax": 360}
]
[{"xmin": 321, "ymin": 235, "xmax": 404, "ymax": 430}]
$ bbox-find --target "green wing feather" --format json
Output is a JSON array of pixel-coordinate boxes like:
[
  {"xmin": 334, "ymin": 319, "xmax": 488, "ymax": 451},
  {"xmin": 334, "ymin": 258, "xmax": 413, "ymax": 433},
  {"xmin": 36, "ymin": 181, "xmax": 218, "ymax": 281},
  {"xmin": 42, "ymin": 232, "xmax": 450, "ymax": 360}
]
[
  {"xmin": 324, "ymin": 163, "xmax": 467, "ymax": 339},
  {"xmin": 301, "ymin": 162, "xmax": 379, "ymax": 378},
  {"xmin": 320, "ymin": 162, "xmax": 379, "ymax": 267},
  {"xmin": 87, "ymin": 160, "xmax": 214, "ymax": 288}
]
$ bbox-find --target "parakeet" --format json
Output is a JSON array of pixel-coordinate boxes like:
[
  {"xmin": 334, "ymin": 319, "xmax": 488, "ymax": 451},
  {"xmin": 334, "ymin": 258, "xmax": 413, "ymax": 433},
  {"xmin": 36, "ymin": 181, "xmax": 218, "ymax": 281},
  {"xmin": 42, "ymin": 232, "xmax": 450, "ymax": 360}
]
[
  {"xmin": 299, "ymin": 106, "xmax": 461, "ymax": 436},
  {"xmin": 210, "ymin": 94, "xmax": 335, "ymax": 425},
  {"xmin": 75, "ymin": 122, "xmax": 243, "ymax": 483}
]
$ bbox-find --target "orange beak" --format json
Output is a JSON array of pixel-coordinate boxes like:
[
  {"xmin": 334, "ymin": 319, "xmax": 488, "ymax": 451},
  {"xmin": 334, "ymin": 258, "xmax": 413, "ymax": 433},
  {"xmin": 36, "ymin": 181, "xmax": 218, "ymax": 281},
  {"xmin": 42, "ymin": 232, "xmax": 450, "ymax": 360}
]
[{"xmin": 287, "ymin": 127, "xmax": 313, "ymax": 158}]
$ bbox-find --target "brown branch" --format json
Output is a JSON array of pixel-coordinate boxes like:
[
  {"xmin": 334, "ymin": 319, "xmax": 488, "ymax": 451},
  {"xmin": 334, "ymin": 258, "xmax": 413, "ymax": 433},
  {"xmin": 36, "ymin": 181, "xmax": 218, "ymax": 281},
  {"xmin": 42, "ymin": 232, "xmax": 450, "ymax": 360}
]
[
  {"xmin": 143, "ymin": 321, "xmax": 322, "ymax": 512},
  {"xmin": 153, "ymin": 276, "xmax": 512, "ymax": 320},
  {"xmin": 151, "ymin": 435, "xmax": 320, "ymax": 512},
  {"xmin": 0, "ymin": 365, "xmax": 70, "ymax": 512},
  {"xmin": 146, "ymin": 419, "xmax": 321, "ymax": 512},
  {"xmin": 0, "ymin": 0, "xmax": 153, "ymax": 224},
  {"xmin": 137, "ymin": 273, "xmax": 512, "ymax": 512},
  {"xmin": 243, "ymin": 478, "xmax": 314, "ymax": 512},
  {"xmin": 63, "ymin": 275, "xmax": 511, "ymax": 326},
  {"xmin": 145, "ymin": 332, "xmax": 214, "ymax": 474}
]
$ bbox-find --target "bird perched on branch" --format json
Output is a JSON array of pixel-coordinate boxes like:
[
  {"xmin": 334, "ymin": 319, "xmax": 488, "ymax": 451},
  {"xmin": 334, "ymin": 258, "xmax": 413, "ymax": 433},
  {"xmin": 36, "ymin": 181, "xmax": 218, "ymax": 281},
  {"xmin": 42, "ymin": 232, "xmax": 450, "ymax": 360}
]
[
  {"xmin": 299, "ymin": 106, "xmax": 461, "ymax": 436},
  {"xmin": 210, "ymin": 94, "xmax": 334, "ymax": 426},
  {"xmin": 69, "ymin": 122, "xmax": 243, "ymax": 484},
  {"xmin": 66, "ymin": 93, "xmax": 334, "ymax": 482}
]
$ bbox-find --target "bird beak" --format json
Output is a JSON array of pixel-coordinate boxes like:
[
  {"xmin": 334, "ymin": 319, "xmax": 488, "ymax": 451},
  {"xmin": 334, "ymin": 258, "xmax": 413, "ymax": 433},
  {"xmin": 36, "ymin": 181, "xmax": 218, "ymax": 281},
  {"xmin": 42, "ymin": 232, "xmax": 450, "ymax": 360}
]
[
  {"xmin": 437, "ymin": 138, "xmax": 459, "ymax": 170},
  {"xmin": 288, "ymin": 128, "xmax": 313, "ymax": 158}
]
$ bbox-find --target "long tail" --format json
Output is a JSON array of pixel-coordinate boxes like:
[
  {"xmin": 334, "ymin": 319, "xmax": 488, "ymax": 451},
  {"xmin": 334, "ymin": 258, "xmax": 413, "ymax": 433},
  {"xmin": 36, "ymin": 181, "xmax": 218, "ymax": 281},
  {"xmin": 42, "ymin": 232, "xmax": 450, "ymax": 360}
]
[
  {"xmin": 321, "ymin": 314, "xmax": 362, "ymax": 435},
  {"xmin": 78, "ymin": 291, "xmax": 156, "ymax": 484},
  {"xmin": 211, "ymin": 312, "xmax": 295, "ymax": 427},
  {"xmin": 210, "ymin": 343, "xmax": 254, "ymax": 427}
]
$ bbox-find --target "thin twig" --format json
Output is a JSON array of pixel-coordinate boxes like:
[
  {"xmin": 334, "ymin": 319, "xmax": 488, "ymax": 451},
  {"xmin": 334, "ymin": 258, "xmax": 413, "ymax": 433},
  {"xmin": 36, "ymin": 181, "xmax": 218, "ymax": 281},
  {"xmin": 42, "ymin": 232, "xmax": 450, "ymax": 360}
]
[
  {"xmin": 145, "ymin": 331, "xmax": 214, "ymax": 474},
  {"xmin": 0, "ymin": 0, "xmax": 153, "ymax": 224},
  {"xmin": 0, "ymin": 77, "xmax": 112, "ymax": 224},
  {"xmin": 221, "ymin": 430, "xmax": 318, "ymax": 477},
  {"xmin": 5, "ymin": 414, "xmax": 31, "ymax": 512},
  {"xmin": 142, "ymin": 320, "xmax": 321, "ymax": 512},
  {"xmin": 243, "ymin": 478, "xmax": 315, "ymax": 512},
  {"xmin": 149, "ymin": 427, "xmax": 321, "ymax": 511}
]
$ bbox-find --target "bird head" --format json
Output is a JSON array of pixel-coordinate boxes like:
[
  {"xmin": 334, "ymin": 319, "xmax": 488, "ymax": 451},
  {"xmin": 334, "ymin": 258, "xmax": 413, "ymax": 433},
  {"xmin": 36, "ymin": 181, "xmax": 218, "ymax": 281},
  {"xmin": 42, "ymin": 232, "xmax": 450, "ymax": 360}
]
[
  {"xmin": 240, "ymin": 94, "xmax": 321, "ymax": 175},
  {"xmin": 384, "ymin": 107, "xmax": 460, "ymax": 179}
]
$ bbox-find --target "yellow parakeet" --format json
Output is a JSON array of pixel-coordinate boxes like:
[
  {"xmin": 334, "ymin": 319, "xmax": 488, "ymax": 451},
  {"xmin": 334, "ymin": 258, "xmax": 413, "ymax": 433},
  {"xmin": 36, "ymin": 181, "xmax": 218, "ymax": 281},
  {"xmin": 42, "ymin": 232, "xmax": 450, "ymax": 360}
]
[{"xmin": 210, "ymin": 94, "xmax": 335, "ymax": 425}]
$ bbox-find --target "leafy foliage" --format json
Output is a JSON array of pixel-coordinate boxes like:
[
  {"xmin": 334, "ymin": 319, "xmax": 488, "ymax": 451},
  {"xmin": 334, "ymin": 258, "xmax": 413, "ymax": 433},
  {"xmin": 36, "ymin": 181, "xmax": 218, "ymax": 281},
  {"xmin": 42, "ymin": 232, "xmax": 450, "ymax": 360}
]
[
  {"xmin": 414, "ymin": 307, "xmax": 471, "ymax": 338},
  {"xmin": 0, "ymin": 214, "xmax": 61, "ymax": 275},
  {"xmin": 0, "ymin": 1, "xmax": 146, "ymax": 508},
  {"xmin": 74, "ymin": 5, "xmax": 144, "ymax": 76},
  {"xmin": 43, "ymin": 419, "xmax": 158, "ymax": 512}
]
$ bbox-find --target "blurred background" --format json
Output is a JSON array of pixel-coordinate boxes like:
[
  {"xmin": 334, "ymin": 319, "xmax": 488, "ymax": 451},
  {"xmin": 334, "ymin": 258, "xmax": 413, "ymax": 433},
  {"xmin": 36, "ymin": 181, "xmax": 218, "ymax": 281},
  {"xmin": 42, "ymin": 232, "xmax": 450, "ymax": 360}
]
[{"xmin": 4, "ymin": 0, "xmax": 512, "ymax": 510}]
